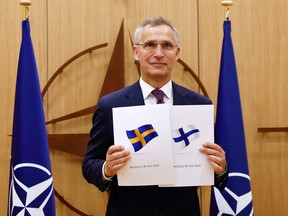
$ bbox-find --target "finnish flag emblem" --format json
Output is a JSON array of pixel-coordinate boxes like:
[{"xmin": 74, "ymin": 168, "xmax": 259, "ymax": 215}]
[{"xmin": 172, "ymin": 124, "xmax": 200, "ymax": 151}]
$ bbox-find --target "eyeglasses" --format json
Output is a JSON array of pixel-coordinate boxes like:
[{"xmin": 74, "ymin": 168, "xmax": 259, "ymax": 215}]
[{"xmin": 136, "ymin": 41, "xmax": 177, "ymax": 52}]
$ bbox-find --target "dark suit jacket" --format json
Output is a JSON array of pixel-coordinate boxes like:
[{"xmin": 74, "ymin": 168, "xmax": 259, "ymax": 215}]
[{"xmin": 82, "ymin": 81, "xmax": 228, "ymax": 216}]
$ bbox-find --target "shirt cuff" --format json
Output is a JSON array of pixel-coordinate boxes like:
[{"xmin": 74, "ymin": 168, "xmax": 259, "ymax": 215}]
[
  {"xmin": 102, "ymin": 161, "xmax": 114, "ymax": 181},
  {"xmin": 216, "ymin": 165, "xmax": 228, "ymax": 178}
]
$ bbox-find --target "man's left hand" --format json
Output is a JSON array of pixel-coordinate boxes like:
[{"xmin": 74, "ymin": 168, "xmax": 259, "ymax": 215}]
[{"xmin": 199, "ymin": 142, "xmax": 227, "ymax": 175}]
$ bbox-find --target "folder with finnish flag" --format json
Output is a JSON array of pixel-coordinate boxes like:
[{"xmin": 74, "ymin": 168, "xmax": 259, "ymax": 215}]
[{"xmin": 113, "ymin": 104, "xmax": 214, "ymax": 186}]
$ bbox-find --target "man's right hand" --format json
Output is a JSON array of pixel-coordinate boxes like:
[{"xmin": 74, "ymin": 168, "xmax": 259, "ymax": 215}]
[{"xmin": 104, "ymin": 145, "xmax": 131, "ymax": 177}]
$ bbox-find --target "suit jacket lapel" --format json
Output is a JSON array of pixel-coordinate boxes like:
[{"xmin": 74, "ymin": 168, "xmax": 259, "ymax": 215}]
[
  {"xmin": 172, "ymin": 82, "xmax": 188, "ymax": 105},
  {"xmin": 124, "ymin": 81, "xmax": 145, "ymax": 106}
]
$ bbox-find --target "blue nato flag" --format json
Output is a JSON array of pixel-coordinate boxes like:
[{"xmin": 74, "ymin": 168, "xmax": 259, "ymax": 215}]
[
  {"xmin": 8, "ymin": 20, "xmax": 56, "ymax": 216},
  {"xmin": 209, "ymin": 21, "xmax": 253, "ymax": 216}
]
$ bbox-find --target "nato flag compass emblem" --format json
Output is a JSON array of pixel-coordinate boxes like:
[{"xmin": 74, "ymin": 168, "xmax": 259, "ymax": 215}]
[
  {"xmin": 8, "ymin": 163, "xmax": 54, "ymax": 216},
  {"xmin": 213, "ymin": 172, "xmax": 253, "ymax": 216}
]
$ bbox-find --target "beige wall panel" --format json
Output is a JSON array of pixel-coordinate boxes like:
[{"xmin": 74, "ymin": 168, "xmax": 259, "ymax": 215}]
[
  {"xmin": 0, "ymin": 0, "xmax": 47, "ymax": 214},
  {"xmin": 251, "ymin": 0, "xmax": 288, "ymax": 214},
  {"xmin": 51, "ymin": 149, "xmax": 109, "ymax": 215},
  {"xmin": 199, "ymin": 0, "xmax": 288, "ymax": 215},
  {"xmin": 46, "ymin": 0, "xmax": 125, "ymax": 125},
  {"xmin": 46, "ymin": 0, "xmax": 125, "ymax": 215},
  {"xmin": 0, "ymin": 2, "xmax": 21, "ymax": 213}
]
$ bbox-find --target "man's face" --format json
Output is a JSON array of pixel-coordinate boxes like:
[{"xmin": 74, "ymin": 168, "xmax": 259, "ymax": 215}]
[{"xmin": 134, "ymin": 24, "xmax": 180, "ymax": 87}]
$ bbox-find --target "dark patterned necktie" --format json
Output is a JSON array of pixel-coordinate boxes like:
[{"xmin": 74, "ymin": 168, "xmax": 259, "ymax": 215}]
[{"xmin": 152, "ymin": 89, "xmax": 165, "ymax": 104}]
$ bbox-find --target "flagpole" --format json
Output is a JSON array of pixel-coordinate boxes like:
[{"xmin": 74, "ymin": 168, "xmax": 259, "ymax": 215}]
[
  {"xmin": 221, "ymin": 0, "xmax": 233, "ymax": 20},
  {"xmin": 19, "ymin": 0, "xmax": 31, "ymax": 20}
]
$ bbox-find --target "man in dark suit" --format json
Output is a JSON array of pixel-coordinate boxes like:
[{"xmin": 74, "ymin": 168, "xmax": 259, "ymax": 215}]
[{"xmin": 82, "ymin": 17, "xmax": 228, "ymax": 216}]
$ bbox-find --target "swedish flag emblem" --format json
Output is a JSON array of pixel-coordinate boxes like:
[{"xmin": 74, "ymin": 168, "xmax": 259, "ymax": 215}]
[{"xmin": 126, "ymin": 124, "xmax": 158, "ymax": 152}]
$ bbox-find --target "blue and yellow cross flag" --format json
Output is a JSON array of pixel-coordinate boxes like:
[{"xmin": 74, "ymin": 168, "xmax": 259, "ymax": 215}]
[
  {"xmin": 209, "ymin": 20, "xmax": 254, "ymax": 215},
  {"xmin": 8, "ymin": 20, "xmax": 56, "ymax": 215},
  {"xmin": 126, "ymin": 124, "xmax": 158, "ymax": 152}
]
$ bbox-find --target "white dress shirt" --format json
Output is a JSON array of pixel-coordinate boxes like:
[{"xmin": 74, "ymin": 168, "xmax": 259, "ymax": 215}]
[{"xmin": 139, "ymin": 78, "xmax": 173, "ymax": 105}]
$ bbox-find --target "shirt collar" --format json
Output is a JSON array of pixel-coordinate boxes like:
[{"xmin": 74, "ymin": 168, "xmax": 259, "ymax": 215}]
[{"xmin": 139, "ymin": 77, "xmax": 173, "ymax": 100}]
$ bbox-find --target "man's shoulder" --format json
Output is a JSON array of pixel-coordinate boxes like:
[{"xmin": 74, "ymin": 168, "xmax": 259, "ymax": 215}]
[
  {"xmin": 98, "ymin": 81, "xmax": 141, "ymax": 106},
  {"xmin": 172, "ymin": 82, "xmax": 212, "ymax": 105},
  {"xmin": 102, "ymin": 81, "xmax": 139, "ymax": 97}
]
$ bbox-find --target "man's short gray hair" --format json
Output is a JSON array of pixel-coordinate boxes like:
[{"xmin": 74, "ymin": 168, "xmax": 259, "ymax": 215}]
[{"xmin": 134, "ymin": 17, "xmax": 180, "ymax": 45}]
